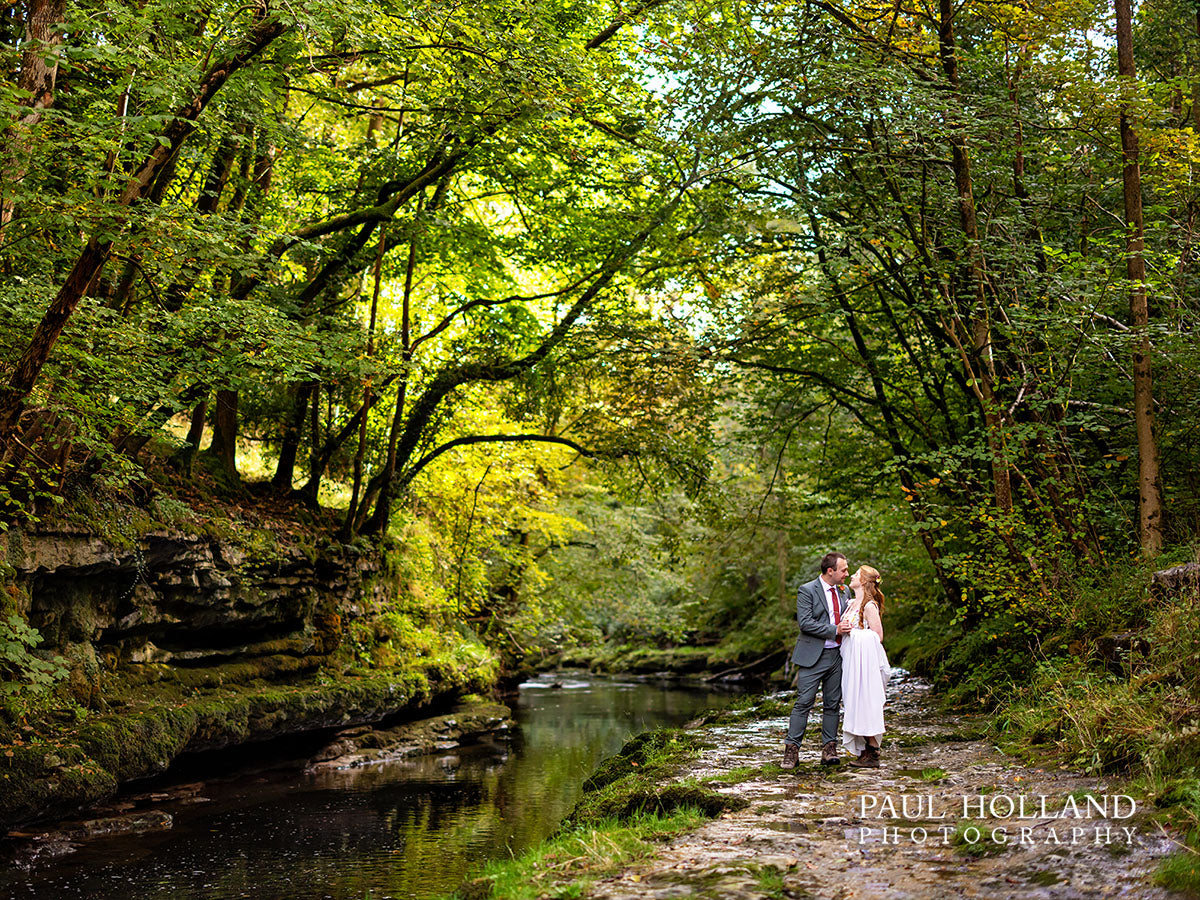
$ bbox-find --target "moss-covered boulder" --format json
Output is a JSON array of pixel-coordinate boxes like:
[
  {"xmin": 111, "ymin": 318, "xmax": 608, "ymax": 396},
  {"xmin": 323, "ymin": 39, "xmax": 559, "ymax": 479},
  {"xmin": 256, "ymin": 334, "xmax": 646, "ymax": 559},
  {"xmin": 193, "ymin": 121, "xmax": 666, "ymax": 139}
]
[{"xmin": 567, "ymin": 728, "xmax": 747, "ymax": 828}]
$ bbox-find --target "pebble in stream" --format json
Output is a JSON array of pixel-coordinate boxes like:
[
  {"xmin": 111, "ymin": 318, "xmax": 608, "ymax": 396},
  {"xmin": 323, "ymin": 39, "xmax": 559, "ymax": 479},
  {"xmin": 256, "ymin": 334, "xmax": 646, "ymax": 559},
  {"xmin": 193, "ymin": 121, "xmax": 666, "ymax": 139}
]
[{"xmin": 583, "ymin": 673, "xmax": 1178, "ymax": 900}]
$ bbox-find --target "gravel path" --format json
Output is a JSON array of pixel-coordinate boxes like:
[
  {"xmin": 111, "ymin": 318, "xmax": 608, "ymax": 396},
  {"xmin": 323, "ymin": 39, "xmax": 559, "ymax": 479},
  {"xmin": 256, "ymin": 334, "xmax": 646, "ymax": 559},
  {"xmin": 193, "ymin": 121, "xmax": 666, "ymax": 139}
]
[{"xmin": 584, "ymin": 673, "xmax": 1179, "ymax": 900}]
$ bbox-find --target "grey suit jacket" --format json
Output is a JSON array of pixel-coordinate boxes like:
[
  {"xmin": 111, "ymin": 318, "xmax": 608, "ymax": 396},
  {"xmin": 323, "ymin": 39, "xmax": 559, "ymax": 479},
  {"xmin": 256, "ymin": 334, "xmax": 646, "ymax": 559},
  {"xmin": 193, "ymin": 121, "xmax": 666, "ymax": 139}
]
[{"xmin": 790, "ymin": 577, "xmax": 844, "ymax": 668}]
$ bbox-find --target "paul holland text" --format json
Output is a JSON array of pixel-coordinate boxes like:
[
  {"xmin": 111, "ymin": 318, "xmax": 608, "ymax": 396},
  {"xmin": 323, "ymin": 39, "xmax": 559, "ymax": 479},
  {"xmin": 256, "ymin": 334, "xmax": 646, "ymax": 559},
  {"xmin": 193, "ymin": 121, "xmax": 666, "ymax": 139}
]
[{"xmin": 855, "ymin": 793, "xmax": 1139, "ymax": 846}]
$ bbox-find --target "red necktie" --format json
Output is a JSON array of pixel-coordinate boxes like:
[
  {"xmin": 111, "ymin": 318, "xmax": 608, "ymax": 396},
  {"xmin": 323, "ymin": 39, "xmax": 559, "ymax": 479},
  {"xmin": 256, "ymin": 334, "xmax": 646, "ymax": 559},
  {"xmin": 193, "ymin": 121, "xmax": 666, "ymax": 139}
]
[{"xmin": 830, "ymin": 586, "xmax": 842, "ymax": 645}]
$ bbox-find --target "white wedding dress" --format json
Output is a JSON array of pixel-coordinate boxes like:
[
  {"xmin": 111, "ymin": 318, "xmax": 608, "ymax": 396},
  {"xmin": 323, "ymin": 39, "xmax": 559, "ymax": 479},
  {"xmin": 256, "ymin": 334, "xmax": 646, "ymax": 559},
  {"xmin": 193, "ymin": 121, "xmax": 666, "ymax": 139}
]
[{"xmin": 839, "ymin": 597, "xmax": 892, "ymax": 757}]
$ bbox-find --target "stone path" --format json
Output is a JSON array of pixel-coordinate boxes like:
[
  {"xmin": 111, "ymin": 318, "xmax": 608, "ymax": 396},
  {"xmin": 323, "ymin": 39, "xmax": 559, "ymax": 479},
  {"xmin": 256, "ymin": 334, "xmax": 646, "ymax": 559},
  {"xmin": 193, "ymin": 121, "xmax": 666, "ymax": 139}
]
[{"xmin": 586, "ymin": 672, "xmax": 1180, "ymax": 899}]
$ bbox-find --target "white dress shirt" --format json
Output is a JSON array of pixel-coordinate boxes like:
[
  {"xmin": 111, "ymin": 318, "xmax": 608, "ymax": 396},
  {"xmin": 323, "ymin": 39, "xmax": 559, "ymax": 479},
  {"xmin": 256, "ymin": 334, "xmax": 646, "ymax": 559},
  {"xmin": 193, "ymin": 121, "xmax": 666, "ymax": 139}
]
[{"xmin": 820, "ymin": 577, "xmax": 841, "ymax": 649}]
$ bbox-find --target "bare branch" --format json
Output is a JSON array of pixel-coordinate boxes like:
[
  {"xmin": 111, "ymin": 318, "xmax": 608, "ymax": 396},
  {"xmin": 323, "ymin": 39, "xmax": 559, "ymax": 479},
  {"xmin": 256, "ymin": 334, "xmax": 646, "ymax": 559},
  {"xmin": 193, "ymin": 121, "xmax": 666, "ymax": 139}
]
[
  {"xmin": 400, "ymin": 433, "xmax": 597, "ymax": 487},
  {"xmin": 410, "ymin": 268, "xmax": 606, "ymax": 354},
  {"xmin": 586, "ymin": 0, "xmax": 674, "ymax": 48}
]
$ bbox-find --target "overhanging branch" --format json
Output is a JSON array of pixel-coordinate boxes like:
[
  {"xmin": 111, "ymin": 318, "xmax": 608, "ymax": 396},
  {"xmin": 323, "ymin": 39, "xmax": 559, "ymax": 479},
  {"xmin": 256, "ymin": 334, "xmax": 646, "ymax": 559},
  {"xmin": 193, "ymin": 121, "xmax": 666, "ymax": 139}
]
[{"xmin": 398, "ymin": 433, "xmax": 596, "ymax": 488}]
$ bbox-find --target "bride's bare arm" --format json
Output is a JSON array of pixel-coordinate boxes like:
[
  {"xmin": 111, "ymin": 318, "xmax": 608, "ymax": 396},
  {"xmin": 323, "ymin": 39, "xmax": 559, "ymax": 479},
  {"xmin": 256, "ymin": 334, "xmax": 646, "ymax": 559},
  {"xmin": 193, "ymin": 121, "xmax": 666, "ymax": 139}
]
[{"xmin": 865, "ymin": 601, "xmax": 884, "ymax": 641}]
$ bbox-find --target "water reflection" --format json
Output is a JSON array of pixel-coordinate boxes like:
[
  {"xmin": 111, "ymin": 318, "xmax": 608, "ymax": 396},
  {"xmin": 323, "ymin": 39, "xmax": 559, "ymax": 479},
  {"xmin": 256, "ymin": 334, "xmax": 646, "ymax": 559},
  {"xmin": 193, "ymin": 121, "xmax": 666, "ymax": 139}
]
[{"xmin": 1, "ymin": 674, "xmax": 744, "ymax": 900}]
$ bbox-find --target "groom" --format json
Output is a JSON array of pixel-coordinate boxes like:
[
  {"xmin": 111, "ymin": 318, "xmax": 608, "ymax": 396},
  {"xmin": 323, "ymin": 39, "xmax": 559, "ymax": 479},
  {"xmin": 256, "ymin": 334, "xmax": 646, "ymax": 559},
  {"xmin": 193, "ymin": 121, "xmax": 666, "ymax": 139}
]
[{"xmin": 781, "ymin": 552, "xmax": 852, "ymax": 769}]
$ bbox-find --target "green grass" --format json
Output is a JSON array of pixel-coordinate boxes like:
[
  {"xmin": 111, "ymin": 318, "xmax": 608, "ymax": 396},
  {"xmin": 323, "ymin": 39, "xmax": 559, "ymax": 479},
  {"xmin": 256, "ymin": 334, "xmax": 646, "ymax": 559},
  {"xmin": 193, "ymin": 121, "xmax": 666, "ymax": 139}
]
[
  {"xmin": 756, "ymin": 865, "xmax": 785, "ymax": 898},
  {"xmin": 889, "ymin": 732, "xmax": 935, "ymax": 748},
  {"xmin": 1149, "ymin": 775, "xmax": 1200, "ymax": 895},
  {"xmin": 580, "ymin": 728, "xmax": 705, "ymax": 792},
  {"xmin": 1152, "ymin": 776, "xmax": 1200, "ymax": 825},
  {"xmin": 570, "ymin": 773, "xmax": 745, "ymax": 826},
  {"xmin": 950, "ymin": 819, "xmax": 1009, "ymax": 858},
  {"xmin": 698, "ymin": 693, "xmax": 793, "ymax": 726},
  {"xmin": 455, "ymin": 807, "xmax": 709, "ymax": 900},
  {"xmin": 944, "ymin": 561, "xmax": 1200, "ymax": 782},
  {"xmin": 1155, "ymin": 846, "xmax": 1200, "ymax": 895},
  {"xmin": 886, "ymin": 728, "xmax": 983, "ymax": 749},
  {"xmin": 455, "ymin": 724, "xmax": 751, "ymax": 900},
  {"xmin": 704, "ymin": 765, "xmax": 763, "ymax": 784},
  {"xmin": 919, "ymin": 767, "xmax": 947, "ymax": 782}
]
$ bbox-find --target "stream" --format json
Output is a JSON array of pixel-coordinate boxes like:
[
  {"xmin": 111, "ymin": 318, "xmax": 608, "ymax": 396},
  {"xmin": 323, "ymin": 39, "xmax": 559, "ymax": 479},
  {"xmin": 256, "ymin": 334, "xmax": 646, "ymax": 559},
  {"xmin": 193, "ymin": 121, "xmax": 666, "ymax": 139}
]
[{"xmin": 0, "ymin": 674, "xmax": 745, "ymax": 900}]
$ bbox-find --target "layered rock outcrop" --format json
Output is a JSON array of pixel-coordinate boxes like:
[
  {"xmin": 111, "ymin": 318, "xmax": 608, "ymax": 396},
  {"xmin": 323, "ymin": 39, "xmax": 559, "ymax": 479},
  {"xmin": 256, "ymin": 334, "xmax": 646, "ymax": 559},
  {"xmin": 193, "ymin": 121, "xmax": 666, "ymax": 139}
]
[
  {"xmin": 2, "ymin": 526, "xmax": 378, "ymax": 703},
  {"xmin": 0, "ymin": 525, "xmax": 491, "ymax": 829}
]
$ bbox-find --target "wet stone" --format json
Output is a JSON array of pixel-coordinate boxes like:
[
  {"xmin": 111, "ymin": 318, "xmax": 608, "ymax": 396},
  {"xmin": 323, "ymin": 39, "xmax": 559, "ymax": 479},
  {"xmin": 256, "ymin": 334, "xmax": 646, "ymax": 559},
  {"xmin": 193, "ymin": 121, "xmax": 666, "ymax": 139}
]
[
  {"xmin": 576, "ymin": 671, "xmax": 1177, "ymax": 900},
  {"xmin": 306, "ymin": 700, "xmax": 513, "ymax": 771}
]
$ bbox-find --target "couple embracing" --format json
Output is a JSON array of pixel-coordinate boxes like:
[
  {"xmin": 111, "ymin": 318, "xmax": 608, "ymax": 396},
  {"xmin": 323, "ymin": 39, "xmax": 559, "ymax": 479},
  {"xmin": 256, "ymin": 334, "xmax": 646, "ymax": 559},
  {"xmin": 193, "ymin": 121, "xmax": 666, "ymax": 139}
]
[{"xmin": 781, "ymin": 552, "xmax": 891, "ymax": 770}]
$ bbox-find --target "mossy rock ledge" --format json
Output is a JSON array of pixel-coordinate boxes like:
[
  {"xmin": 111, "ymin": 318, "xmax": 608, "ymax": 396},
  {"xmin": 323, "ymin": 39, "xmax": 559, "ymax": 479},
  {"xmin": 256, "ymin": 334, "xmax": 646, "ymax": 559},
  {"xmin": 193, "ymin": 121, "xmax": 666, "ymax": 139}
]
[
  {"xmin": 0, "ymin": 666, "xmax": 492, "ymax": 830},
  {"xmin": 0, "ymin": 523, "xmax": 497, "ymax": 830}
]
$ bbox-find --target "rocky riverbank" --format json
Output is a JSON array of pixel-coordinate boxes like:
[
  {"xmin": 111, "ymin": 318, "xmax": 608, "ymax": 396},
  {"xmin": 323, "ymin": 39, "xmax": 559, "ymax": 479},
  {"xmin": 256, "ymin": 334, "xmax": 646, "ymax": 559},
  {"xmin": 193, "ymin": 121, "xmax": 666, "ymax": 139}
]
[
  {"xmin": 464, "ymin": 673, "xmax": 1185, "ymax": 899},
  {"xmin": 3, "ymin": 697, "xmax": 514, "ymax": 871},
  {"xmin": 0, "ymin": 663, "xmax": 497, "ymax": 829},
  {"xmin": 0, "ymin": 516, "xmax": 499, "ymax": 830}
]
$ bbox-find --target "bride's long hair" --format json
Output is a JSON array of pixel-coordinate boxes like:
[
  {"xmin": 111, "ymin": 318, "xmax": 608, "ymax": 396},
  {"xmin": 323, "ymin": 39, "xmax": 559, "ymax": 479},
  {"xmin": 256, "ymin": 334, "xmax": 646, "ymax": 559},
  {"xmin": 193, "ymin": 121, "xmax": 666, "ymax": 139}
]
[{"xmin": 857, "ymin": 565, "xmax": 885, "ymax": 618}]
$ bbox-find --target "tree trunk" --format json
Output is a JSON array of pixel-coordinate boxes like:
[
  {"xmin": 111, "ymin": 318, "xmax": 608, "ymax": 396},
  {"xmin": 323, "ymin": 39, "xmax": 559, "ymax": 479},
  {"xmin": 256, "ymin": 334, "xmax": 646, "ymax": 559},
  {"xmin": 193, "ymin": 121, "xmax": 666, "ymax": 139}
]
[
  {"xmin": 229, "ymin": 129, "xmax": 278, "ymax": 298},
  {"xmin": 937, "ymin": 0, "xmax": 1012, "ymax": 512},
  {"xmin": 1, "ymin": 0, "xmax": 67, "ymax": 235},
  {"xmin": 176, "ymin": 399, "xmax": 208, "ymax": 474},
  {"xmin": 359, "ymin": 229, "xmax": 417, "ymax": 535},
  {"xmin": 341, "ymin": 229, "xmax": 386, "ymax": 541},
  {"xmin": 810, "ymin": 212, "xmax": 959, "ymax": 599},
  {"xmin": 0, "ymin": 12, "xmax": 288, "ymax": 445},
  {"xmin": 203, "ymin": 389, "xmax": 239, "ymax": 481},
  {"xmin": 363, "ymin": 194, "xmax": 683, "ymax": 534},
  {"xmin": 164, "ymin": 134, "xmax": 240, "ymax": 310},
  {"xmin": 272, "ymin": 380, "xmax": 315, "ymax": 492},
  {"xmin": 1007, "ymin": 42, "xmax": 1047, "ymax": 275},
  {"xmin": 1115, "ymin": 0, "xmax": 1163, "ymax": 555},
  {"xmin": 0, "ymin": 237, "xmax": 110, "ymax": 437},
  {"xmin": 300, "ymin": 382, "xmax": 322, "ymax": 507}
]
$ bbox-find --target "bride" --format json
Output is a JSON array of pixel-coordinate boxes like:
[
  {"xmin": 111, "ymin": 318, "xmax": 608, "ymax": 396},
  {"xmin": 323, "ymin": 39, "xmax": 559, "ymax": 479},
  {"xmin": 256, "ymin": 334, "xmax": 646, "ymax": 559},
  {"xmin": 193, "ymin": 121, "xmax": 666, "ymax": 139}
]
[{"xmin": 839, "ymin": 565, "xmax": 891, "ymax": 768}]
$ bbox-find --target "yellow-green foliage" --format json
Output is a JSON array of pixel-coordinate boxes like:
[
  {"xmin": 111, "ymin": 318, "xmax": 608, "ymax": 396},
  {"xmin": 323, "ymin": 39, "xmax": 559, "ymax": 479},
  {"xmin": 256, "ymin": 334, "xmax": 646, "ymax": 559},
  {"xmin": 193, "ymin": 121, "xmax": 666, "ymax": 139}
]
[
  {"xmin": 366, "ymin": 437, "xmax": 591, "ymax": 662},
  {"xmin": 331, "ymin": 511, "xmax": 513, "ymax": 679},
  {"xmin": 342, "ymin": 607, "xmax": 497, "ymax": 686}
]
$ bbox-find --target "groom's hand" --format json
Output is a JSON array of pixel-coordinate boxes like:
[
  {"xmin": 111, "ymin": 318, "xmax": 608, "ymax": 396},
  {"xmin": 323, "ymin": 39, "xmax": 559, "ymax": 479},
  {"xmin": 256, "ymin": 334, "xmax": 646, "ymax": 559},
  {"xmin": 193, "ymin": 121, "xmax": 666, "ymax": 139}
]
[{"xmin": 836, "ymin": 621, "xmax": 852, "ymax": 635}]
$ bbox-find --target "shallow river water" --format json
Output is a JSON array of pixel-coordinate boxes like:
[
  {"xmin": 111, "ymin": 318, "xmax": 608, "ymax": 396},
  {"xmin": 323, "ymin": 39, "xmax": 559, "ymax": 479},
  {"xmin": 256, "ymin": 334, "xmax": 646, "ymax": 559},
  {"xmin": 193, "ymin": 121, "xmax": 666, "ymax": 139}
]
[{"xmin": 0, "ymin": 674, "xmax": 744, "ymax": 900}]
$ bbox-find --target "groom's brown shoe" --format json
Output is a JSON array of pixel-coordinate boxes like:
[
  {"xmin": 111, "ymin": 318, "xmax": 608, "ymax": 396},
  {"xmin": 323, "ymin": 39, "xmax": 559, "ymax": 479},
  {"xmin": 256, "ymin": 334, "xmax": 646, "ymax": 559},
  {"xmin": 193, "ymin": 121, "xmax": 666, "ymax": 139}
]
[
  {"xmin": 781, "ymin": 743, "xmax": 799, "ymax": 769},
  {"xmin": 820, "ymin": 740, "xmax": 840, "ymax": 766}
]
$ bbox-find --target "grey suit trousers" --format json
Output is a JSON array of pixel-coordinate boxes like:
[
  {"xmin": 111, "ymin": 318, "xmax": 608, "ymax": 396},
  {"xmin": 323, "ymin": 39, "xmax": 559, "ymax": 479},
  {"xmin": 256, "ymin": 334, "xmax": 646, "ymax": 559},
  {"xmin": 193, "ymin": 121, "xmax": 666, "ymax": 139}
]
[{"xmin": 785, "ymin": 646, "xmax": 841, "ymax": 748}]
